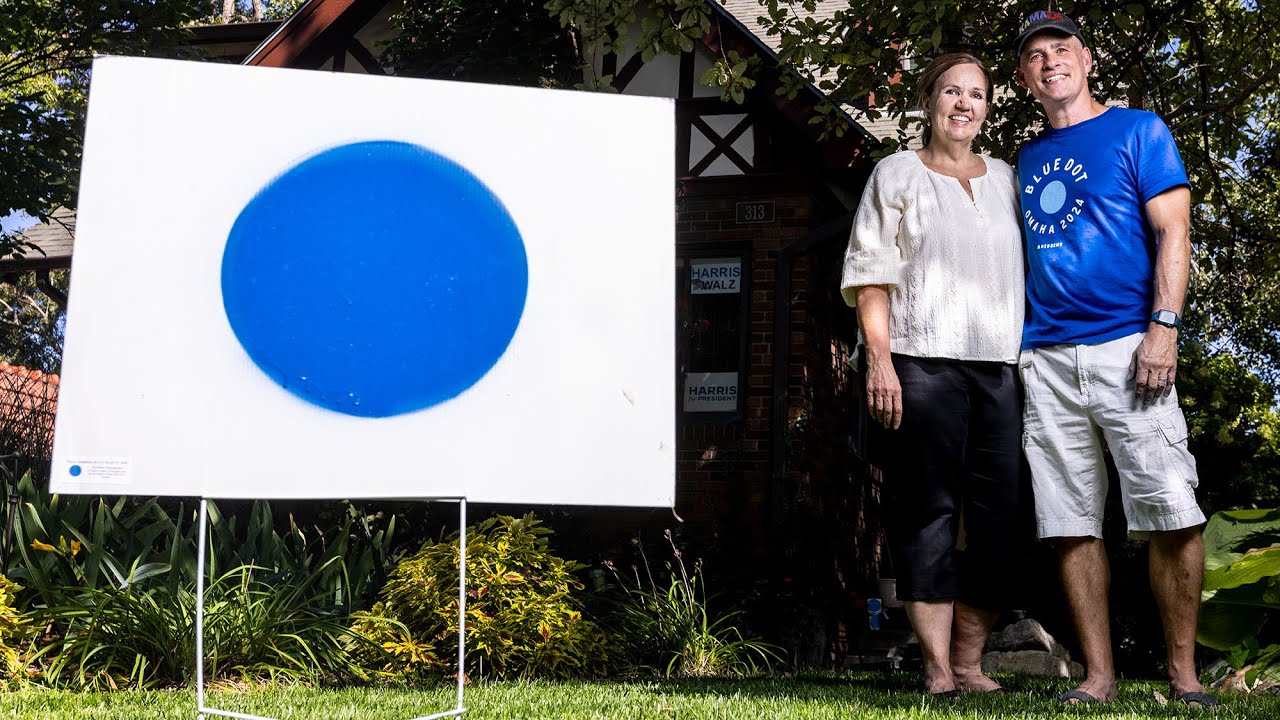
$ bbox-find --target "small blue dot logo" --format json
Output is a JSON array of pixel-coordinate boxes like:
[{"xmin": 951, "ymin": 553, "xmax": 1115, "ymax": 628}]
[
  {"xmin": 221, "ymin": 141, "xmax": 528, "ymax": 418},
  {"xmin": 69, "ymin": 465, "xmax": 82, "ymax": 477},
  {"xmin": 1039, "ymin": 180, "xmax": 1066, "ymax": 214}
]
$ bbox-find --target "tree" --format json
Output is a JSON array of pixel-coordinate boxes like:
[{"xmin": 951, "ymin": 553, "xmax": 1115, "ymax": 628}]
[
  {"xmin": 1179, "ymin": 340, "xmax": 1280, "ymax": 512},
  {"xmin": 0, "ymin": 270, "xmax": 65, "ymax": 374},
  {"xmin": 739, "ymin": 0, "xmax": 1280, "ymax": 379},
  {"xmin": 383, "ymin": 0, "xmax": 715, "ymax": 90},
  {"xmin": 384, "ymin": 0, "xmax": 581, "ymax": 87},
  {"xmin": 207, "ymin": 0, "xmax": 306, "ymax": 22},
  {"xmin": 0, "ymin": 1, "xmax": 208, "ymax": 256}
]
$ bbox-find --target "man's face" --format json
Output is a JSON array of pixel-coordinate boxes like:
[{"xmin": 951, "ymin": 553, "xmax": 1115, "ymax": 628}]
[{"xmin": 1016, "ymin": 32, "xmax": 1092, "ymax": 108}]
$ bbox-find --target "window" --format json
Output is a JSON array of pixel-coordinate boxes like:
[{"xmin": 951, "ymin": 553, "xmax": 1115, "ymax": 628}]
[{"xmin": 676, "ymin": 254, "xmax": 746, "ymax": 416}]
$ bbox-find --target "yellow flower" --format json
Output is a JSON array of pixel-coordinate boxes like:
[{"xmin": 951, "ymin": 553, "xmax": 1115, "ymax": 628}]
[
  {"xmin": 30, "ymin": 539, "xmax": 56, "ymax": 552},
  {"xmin": 69, "ymin": 540, "xmax": 82, "ymax": 556}
]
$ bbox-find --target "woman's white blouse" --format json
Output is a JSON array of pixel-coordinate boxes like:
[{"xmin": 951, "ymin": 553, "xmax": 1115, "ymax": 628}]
[{"xmin": 840, "ymin": 150, "xmax": 1025, "ymax": 363}]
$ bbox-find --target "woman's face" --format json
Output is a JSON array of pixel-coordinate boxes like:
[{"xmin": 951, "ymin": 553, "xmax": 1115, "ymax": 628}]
[{"xmin": 925, "ymin": 63, "xmax": 989, "ymax": 147}]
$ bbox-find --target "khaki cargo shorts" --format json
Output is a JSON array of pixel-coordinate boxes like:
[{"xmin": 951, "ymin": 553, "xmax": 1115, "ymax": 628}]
[{"xmin": 1019, "ymin": 332, "xmax": 1205, "ymax": 539}]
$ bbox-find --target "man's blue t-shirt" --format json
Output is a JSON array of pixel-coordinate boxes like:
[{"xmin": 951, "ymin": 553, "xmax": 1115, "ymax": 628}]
[{"xmin": 1018, "ymin": 107, "xmax": 1189, "ymax": 349}]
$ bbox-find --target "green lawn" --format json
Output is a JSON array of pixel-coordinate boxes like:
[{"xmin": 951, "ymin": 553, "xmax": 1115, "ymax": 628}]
[{"xmin": 3, "ymin": 674, "xmax": 1275, "ymax": 719}]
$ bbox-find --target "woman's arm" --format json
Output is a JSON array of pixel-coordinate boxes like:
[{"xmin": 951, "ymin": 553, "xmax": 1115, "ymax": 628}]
[{"xmin": 855, "ymin": 284, "xmax": 902, "ymax": 430}]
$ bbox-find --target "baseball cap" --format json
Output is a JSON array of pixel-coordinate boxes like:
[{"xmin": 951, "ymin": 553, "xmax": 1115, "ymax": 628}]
[{"xmin": 1013, "ymin": 10, "xmax": 1086, "ymax": 58}]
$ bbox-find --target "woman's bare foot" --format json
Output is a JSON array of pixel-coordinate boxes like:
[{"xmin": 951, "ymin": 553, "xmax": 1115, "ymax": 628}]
[
  {"xmin": 953, "ymin": 666, "xmax": 1003, "ymax": 693},
  {"xmin": 923, "ymin": 670, "xmax": 958, "ymax": 696}
]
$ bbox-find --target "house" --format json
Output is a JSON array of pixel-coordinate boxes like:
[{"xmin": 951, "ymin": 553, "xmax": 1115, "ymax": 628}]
[{"xmin": 5, "ymin": 0, "xmax": 893, "ymax": 665}]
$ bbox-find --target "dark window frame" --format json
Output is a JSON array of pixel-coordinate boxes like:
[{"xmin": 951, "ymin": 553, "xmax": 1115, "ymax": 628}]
[{"xmin": 676, "ymin": 241, "xmax": 752, "ymax": 425}]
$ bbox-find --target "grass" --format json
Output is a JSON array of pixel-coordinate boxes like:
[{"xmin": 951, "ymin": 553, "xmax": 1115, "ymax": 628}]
[{"xmin": 3, "ymin": 673, "xmax": 1277, "ymax": 719}]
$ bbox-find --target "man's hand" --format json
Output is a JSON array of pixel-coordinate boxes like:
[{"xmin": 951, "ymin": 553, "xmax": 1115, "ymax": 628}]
[
  {"xmin": 864, "ymin": 348, "xmax": 903, "ymax": 429},
  {"xmin": 1130, "ymin": 326, "xmax": 1178, "ymax": 405}
]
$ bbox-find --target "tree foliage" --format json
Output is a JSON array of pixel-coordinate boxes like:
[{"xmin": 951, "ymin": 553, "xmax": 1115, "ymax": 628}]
[
  {"xmin": 0, "ymin": 269, "xmax": 65, "ymax": 374},
  {"xmin": 0, "ymin": 0, "xmax": 208, "ymax": 255},
  {"xmin": 1180, "ymin": 341, "xmax": 1280, "ymax": 512},
  {"xmin": 0, "ymin": 2, "xmax": 204, "ymax": 215},
  {"xmin": 742, "ymin": 0, "xmax": 1280, "ymax": 377},
  {"xmin": 384, "ymin": 0, "xmax": 581, "ymax": 87},
  {"xmin": 205, "ymin": 0, "xmax": 307, "ymax": 23},
  {"xmin": 384, "ymin": 0, "xmax": 715, "ymax": 91}
]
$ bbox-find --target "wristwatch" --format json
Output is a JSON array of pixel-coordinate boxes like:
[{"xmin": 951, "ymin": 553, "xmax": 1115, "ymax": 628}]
[{"xmin": 1150, "ymin": 309, "xmax": 1182, "ymax": 329}]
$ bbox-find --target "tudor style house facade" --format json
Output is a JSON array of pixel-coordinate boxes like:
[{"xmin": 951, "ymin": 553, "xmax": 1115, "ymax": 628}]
[{"xmin": 5, "ymin": 0, "xmax": 893, "ymax": 665}]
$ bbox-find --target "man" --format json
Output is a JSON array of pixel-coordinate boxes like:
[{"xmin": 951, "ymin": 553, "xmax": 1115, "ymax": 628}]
[{"xmin": 1012, "ymin": 10, "xmax": 1218, "ymax": 708}]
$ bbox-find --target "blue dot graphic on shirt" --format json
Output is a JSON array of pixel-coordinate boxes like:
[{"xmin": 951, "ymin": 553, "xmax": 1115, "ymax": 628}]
[
  {"xmin": 69, "ymin": 465, "xmax": 82, "ymax": 477},
  {"xmin": 1039, "ymin": 180, "xmax": 1066, "ymax": 214},
  {"xmin": 221, "ymin": 141, "xmax": 528, "ymax": 418}
]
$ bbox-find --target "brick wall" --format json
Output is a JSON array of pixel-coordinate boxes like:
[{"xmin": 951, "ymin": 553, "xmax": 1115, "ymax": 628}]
[{"xmin": 673, "ymin": 188, "xmax": 813, "ymax": 558}]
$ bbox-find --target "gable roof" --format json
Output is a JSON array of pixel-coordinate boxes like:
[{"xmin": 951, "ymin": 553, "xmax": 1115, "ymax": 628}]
[
  {"xmin": 187, "ymin": 20, "xmax": 283, "ymax": 63},
  {"xmin": 244, "ymin": 0, "xmax": 387, "ymax": 68}
]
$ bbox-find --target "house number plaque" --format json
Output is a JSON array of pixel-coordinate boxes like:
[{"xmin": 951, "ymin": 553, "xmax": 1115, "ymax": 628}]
[{"xmin": 735, "ymin": 200, "xmax": 774, "ymax": 224}]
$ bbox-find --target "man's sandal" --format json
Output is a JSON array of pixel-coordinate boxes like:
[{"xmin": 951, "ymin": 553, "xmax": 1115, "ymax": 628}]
[
  {"xmin": 1058, "ymin": 689, "xmax": 1102, "ymax": 705},
  {"xmin": 1172, "ymin": 691, "xmax": 1221, "ymax": 709}
]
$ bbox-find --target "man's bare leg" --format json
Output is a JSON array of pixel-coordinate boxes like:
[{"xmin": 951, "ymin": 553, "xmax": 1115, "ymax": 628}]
[
  {"xmin": 905, "ymin": 599, "xmax": 956, "ymax": 694},
  {"xmin": 1150, "ymin": 527, "xmax": 1206, "ymax": 698},
  {"xmin": 1058, "ymin": 537, "xmax": 1119, "ymax": 702},
  {"xmin": 951, "ymin": 601, "xmax": 1001, "ymax": 692}
]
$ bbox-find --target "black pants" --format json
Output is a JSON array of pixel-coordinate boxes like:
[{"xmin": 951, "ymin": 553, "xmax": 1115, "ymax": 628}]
[{"xmin": 878, "ymin": 355, "xmax": 1024, "ymax": 611}]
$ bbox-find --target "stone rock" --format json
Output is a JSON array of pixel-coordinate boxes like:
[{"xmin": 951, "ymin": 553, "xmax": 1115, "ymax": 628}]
[
  {"xmin": 981, "ymin": 650, "xmax": 1083, "ymax": 678},
  {"xmin": 985, "ymin": 618, "xmax": 1056, "ymax": 653}
]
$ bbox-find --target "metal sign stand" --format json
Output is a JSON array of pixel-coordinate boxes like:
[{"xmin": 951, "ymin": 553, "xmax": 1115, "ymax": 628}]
[{"xmin": 195, "ymin": 497, "xmax": 469, "ymax": 720}]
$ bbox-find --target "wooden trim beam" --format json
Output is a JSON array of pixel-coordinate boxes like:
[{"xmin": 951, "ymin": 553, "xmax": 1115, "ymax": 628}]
[
  {"xmin": 612, "ymin": 52, "xmax": 645, "ymax": 92},
  {"xmin": 246, "ymin": 0, "xmax": 383, "ymax": 69},
  {"xmin": 347, "ymin": 38, "xmax": 386, "ymax": 75},
  {"xmin": 678, "ymin": 50, "xmax": 694, "ymax": 99},
  {"xmin": 688, "ymin": 115, "xmax": 753, "ymax": 175}
]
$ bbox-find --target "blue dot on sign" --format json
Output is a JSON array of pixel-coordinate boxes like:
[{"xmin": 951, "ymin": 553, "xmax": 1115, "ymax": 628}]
[
  {"xmin": 221, "ymin": 141, "xmax": 529, "ymax": 418},
  {"xmin": 69, "ymin": 465, "xmax": 82, "ymax": 477},
  {"xmin": 1040, "ymin": 180, "xmax": 1066, "ymax": 215}
]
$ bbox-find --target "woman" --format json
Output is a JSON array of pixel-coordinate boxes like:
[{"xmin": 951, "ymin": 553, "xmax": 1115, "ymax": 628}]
[{"xmin": 841, "ymin": 53, "xmax": 1024, "ymax": 695}]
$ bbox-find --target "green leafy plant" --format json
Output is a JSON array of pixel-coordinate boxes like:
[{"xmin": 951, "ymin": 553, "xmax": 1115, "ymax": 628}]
[
  {"xmin": 204, "ymin": 500, "xmax": 396, "ymax": 613},
  {"xmin": 30, "ymin": 559, "xmax": 377, "ymax": 690},
  {"xmin": 9, "ymin": 471, "xmax": 187, "ymax": 603},
  {"xmin": 1198, "ymin": 508, "xmax": 1280, "ymax": 691},
  {"xmin": 11, "ymin": 470, "xmax": 394, "ymax": 613},
  {"xmin": 7, "ymin": 475, "xmax": 398, "ymax": 689},
  {"xmin": 0, "ymin": 576, "xmax": 34, "ymax": 689},
  {"xmin": 603, "ymin": 530, "xmax": 782, "ymax": 677},
  {"xmin": 346, "ymin": 602, "xmax": 444, "ymax": 683},
  {"xmin": 353, "ymin": 513, "xmax": 609, "ymax": 681}
]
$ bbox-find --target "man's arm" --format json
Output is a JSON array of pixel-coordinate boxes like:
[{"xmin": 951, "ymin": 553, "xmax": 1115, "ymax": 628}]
[{"xmin": 1132, "ymin": 185, "xmax": 1192, "ymax": 404}]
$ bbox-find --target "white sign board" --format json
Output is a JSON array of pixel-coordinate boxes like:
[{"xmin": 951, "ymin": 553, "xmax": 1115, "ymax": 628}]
[
  {"xmin": 51, "ymin": 57, "xmax": 675, "ymax": 506},
  {"xmin": 690, "ymin": 259, "xmax": 741, "ymax": 294},
  {"xmin": 683, "ymin": 372, "xmax": 739, "ymax": 412}
]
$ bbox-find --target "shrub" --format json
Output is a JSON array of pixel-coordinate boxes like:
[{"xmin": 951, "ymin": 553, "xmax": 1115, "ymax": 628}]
[
  {"xmin": 1199, "ymin": 508, "xmax": 1280, "ymax": 691},
  {"xmin": 354, "ymin": 513, "xmax": 610, "ymax": 680},
  {"xmin": 31, "ymin": 561, "xmax": 375, "ymax": 690},
  {"xmin": 1, "ymin": 576, "xmax": 33, "ymax": 689},
  {"xmin": 602, "ymin": 530, "xmax": 782, "ymax": 677},
  {"xmin": 347, "ymin": 602, "xmax": 444, "ymax": 683},
  {"xmin": 10, "ymin": 470, "xmax": 396, "ymax": 615},
  {"xmin": 8, "ymin": 477, "xmax": 398, "ymax": 689}
]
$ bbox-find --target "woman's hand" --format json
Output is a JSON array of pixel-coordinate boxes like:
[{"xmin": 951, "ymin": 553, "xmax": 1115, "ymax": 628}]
[
  {"xmin": 853, "ymin": 285, "xmax": 901, "ymax": 430},
  {"xmin": 864, "ymin": 348, "xmax": 902, "ymax": 430}
]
